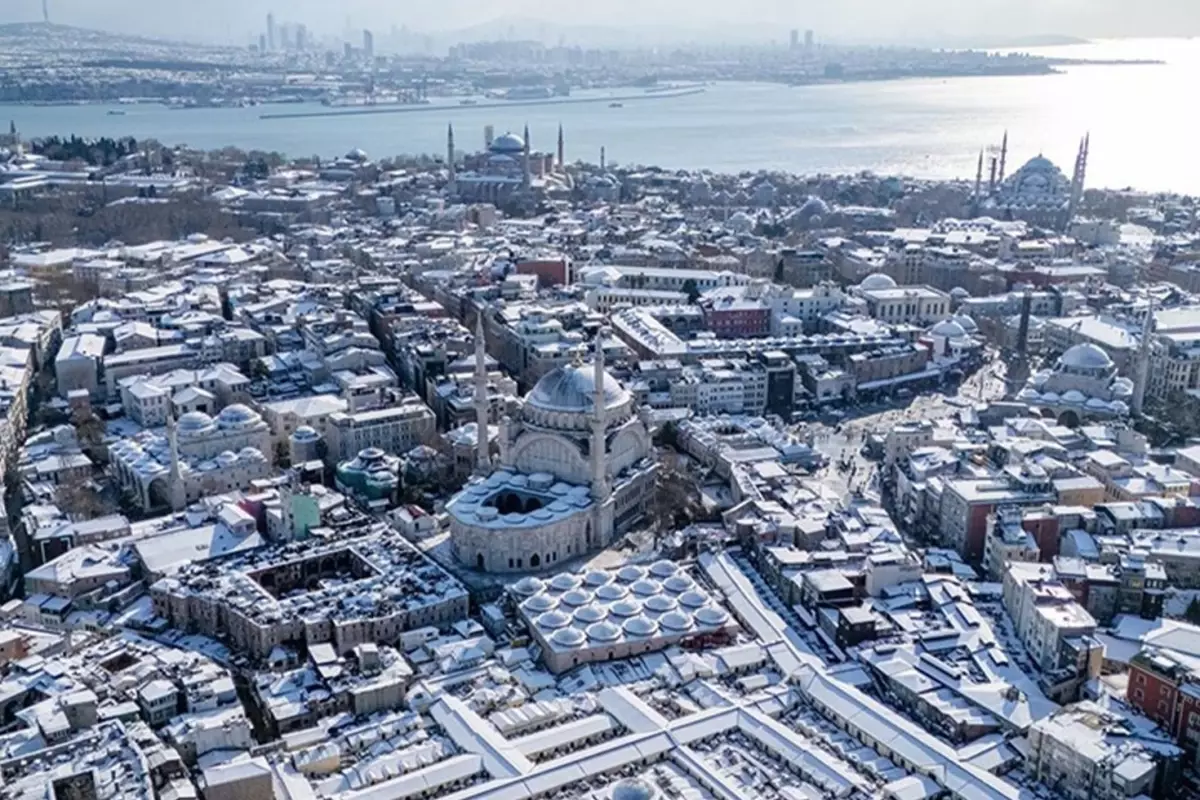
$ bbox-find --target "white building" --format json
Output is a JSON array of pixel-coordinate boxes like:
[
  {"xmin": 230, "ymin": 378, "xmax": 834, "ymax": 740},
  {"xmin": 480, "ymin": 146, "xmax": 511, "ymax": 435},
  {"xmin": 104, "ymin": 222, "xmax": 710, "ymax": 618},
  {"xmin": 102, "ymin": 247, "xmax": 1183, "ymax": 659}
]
[{"xmin": 55, "ymin": 333, "xmax": 106, "ymax": 398}]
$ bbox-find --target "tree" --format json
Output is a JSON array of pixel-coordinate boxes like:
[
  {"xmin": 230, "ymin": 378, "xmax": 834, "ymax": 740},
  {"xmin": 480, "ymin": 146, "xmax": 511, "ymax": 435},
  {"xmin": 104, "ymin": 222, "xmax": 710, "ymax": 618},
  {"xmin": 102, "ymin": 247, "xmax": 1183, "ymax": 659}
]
[
  {"xmin": 681, "ymin": 278, "xmax": 701, "ymax": 304},
  {"xmin": 1186, "ymin": 597, "xmax": 1200, "ymax": 626},
  {"xmin": 647, "ymin": 448, "xmax": 703, "ymax": 543},
  {"xmin": 72, "ymin": 407, "xmax": 108, "ymax": 464},
  {"xmin": 55, "ymin": 472, "xmax": 114, "ymax": 520}
]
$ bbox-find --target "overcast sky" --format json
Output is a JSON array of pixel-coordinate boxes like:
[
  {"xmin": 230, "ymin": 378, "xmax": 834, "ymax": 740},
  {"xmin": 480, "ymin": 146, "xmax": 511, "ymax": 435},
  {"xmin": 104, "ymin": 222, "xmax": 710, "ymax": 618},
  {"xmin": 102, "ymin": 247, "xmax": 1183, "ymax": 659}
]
[{"xmin": 12, "ymin": 0, "xmax": 1200, "ymax": 44}]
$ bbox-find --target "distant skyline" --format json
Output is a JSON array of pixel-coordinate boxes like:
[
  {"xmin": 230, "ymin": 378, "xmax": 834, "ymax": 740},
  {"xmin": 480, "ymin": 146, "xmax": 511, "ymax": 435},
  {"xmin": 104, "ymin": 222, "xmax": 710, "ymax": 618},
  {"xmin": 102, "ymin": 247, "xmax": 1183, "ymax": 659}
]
[{"xmin": 9, "ymin": 0, "xmax": 1200, "ymax": 46}]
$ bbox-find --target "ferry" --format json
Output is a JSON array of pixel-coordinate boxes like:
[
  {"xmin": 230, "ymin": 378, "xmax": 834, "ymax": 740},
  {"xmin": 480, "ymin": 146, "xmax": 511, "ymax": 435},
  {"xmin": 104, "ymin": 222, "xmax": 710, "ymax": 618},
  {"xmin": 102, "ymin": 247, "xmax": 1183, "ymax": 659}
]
[
  {"xmin": 609, "ymin": 102, "xmax": 624, "ymax": 108},
  {"xmin": 107, "ymin": 109, "xmax": 126, "ymax": 116}
]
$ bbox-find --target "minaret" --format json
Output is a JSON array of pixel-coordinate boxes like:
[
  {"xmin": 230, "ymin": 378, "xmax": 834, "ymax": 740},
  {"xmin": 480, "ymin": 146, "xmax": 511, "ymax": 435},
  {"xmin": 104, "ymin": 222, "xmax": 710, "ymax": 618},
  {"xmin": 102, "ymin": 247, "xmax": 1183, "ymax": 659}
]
[
  {"xmin": 521, "ymin": 124, "xmax": 531, "ymax": 189},
  {"xmin": 988, "ymin": 157, "xmax": 998, "ymax": 194},
  {"xmin": 446, "ymin": 123, "xmax": 456, "ymax": 186},
  {"xmin": 974, "ymin": 150, "xmax": 984, "ymax": 201},
  {"xmin": 600, "ymin": 146, "xmax": 606, "ymax": 171},
  {"xmin": 474, "ymin": 312, "xmax": 491, "ymax": 475},
  {"xmin": 557, "ymin": 123, "xmax": 564, "ymax": 170},
  {"xmin": 590, "ymin": 329, "xmax": 610, "ymax": 503},
  {"xmin": 1068, "ymin": 134, "xmax": 1089, "ymax": 224},
  {"xmin": 278, "ymin": 473, "xmax": 295, "ymax": 541},
  {"xmin": 998, "ymin": 130, "xmax": 1009, "ymax": 183},
  {"xmin": 166, "ymin": 412, "xmax": 186, "ymax": 512},
  {"xmin": 1132, "ymin": 299, "xmax": 1154, "ymax": 416}
]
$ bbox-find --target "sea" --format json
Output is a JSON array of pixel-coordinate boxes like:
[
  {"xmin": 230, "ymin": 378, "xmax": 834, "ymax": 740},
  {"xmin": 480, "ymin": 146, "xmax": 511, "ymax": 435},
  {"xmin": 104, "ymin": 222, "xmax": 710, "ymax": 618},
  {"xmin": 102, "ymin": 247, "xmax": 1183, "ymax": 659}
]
[{"xmin": 3, "ymin": 37, "xmax": 1198, "ymax": 193}]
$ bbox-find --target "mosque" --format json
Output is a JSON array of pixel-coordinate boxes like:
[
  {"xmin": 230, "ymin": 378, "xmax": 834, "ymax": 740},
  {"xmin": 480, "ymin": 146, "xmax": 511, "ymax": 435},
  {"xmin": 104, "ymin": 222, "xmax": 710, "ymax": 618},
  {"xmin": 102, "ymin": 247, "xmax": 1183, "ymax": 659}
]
[
  {"xmin": 446, "ymin": 320, "xmax": 657, "ymax": 574},
  {"xmin": 974, "ymin": 133, "xmax": 1090, "ymax": 229},
  {"xmin": 1017, "ymin": 343, "xmax": 1133, "ymax": 426},
  {"xmin": 447, "ymin": 124, "xmax": 572, "ymax": 208},
  {"xmin": 108, "ymin": 405, "xmax": 273, "ymax": 512}
]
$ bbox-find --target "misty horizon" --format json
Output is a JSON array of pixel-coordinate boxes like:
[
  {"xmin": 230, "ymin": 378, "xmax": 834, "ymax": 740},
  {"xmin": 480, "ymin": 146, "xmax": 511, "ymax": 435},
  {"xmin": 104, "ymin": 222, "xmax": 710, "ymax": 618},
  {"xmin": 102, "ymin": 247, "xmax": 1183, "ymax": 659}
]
[{"xmin": 3, "ymin": 0, "xmax": 1200, "ymax": 47}]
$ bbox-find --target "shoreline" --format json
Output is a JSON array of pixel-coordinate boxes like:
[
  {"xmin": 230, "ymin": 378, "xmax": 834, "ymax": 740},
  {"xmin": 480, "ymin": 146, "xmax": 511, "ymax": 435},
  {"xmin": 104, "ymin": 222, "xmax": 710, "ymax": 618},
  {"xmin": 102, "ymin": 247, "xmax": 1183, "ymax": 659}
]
[{"xmin": 257, "ymin": 88, "xmax": 708, "ymax": 120}]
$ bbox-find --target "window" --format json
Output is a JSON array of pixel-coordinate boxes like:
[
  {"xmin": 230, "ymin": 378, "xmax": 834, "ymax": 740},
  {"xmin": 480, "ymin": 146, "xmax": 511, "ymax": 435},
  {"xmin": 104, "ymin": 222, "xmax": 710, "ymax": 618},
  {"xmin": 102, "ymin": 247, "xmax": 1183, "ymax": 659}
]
[{"xmin": 1134, "ymin": 689, "xmax": 1144, "ymax": 701}]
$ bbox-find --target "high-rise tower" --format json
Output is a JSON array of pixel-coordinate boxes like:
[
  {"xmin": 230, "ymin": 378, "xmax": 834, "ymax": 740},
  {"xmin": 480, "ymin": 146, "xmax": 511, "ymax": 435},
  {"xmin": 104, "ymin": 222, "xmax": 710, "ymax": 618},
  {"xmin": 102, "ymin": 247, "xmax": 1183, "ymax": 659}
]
[
  {"xmin": 266, "ymin": 13, "xmax": 276, "ymax": 51},
  {"xmin": 447, "ymin": 123, "xmax": 456, "ymax": 186},
  {"xmin": 557, "ymin": 123, "xmax": 564, "ymax": 170}
]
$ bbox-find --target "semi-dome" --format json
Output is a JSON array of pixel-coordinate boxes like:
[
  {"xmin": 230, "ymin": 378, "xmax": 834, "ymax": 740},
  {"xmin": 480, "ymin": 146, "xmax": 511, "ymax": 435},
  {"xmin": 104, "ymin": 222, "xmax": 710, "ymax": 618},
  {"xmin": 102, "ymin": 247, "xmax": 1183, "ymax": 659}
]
[
  {"xmin": 490, "ymin": 132, "xmax": 526, "ymax": 154},
  {"xmin": 859, "ymin": 273, "xmax": 897, "ymax": 291},
  {"xmin": 527, "ymin": 362, "xmax": 630, "ymax": 414},
  {"xmin": 951, "ymin": 313, "xmax": 978, "ymax": 333},
  {"xmin": 1059, "ymin": 343, "xmax": 1114, "ymax": 371}
]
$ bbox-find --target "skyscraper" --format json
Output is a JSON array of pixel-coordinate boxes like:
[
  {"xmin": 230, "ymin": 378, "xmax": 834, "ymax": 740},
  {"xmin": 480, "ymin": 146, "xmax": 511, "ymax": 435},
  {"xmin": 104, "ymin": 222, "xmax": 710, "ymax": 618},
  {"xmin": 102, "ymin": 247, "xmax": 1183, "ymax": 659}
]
[
  {"xmin": 805, "ymin": 29, "xmax": 814, "ymax": 50},
  {"xmin": 266, "ymin": 13, "xmax": 276, "ymax": 51},
  {"xmin": 789, "ymin": 29, "xmax": 799, "ymax": 50},
  {"xmin": 363, "ymin": 29, "xmax": 375, "ymax": 59},
  {"xmin": 295, "ymin": 24, "xmax": 307, "ymax": 51}
]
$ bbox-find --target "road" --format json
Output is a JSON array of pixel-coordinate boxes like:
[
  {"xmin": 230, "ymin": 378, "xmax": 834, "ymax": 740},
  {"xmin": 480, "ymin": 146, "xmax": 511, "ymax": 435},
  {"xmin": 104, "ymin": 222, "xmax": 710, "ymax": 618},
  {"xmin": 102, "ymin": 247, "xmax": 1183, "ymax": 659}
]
[{"xmin": 803, "ymin": 357, "xmax": 1009, "ymax": 497}]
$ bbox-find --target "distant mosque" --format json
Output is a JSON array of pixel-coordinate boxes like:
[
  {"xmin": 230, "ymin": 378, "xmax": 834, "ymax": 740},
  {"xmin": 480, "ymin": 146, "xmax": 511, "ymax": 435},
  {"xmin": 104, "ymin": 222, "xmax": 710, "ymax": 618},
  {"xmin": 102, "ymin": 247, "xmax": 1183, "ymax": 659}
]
[
  {"xmin": 447, "ymin": 124, "xmax": 573, "ymax": 209},
  {"xmin": 973, "ymin": 131, "xmax": 1090, "ymax": 229},
  {"xmin": 446, "ymin": 319, "xmax": 657, "ymax": 574}
]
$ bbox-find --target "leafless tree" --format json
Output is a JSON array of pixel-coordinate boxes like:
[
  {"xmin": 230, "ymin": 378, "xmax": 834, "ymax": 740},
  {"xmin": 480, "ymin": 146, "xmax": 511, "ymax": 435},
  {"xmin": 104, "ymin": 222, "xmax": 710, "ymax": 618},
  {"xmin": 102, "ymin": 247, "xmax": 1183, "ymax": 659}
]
[{"xmin": 647, "ymin": 448, "xmax": 704, "ymax": 542}]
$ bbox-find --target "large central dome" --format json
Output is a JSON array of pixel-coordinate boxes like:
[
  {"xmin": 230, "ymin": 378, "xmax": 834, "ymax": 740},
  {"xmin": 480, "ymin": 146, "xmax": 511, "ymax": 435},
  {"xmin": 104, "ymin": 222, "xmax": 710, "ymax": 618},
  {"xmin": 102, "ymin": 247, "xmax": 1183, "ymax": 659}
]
[
  {"xmin": 1059, "ymin": 343, "xmax": 1114, "ymax": 372},
  {"xmin": 527, "ymin": 362, "xmax": 630, "ymax": 413}
]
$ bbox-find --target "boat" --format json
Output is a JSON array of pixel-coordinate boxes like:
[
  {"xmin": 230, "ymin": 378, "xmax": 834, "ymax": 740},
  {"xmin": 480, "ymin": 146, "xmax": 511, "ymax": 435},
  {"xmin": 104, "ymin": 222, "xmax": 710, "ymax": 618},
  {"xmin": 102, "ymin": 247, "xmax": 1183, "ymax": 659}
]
[
  {"xmin": 459, "ymin": 99, "xmax": 478, "ymax": 106},
  {"xmin": 609, "ymin": 102, "xmax": 624, "ymax": 108},
  {"xmin": 107, "ymin": 110, "xmax": 126, "ymax": 116}
]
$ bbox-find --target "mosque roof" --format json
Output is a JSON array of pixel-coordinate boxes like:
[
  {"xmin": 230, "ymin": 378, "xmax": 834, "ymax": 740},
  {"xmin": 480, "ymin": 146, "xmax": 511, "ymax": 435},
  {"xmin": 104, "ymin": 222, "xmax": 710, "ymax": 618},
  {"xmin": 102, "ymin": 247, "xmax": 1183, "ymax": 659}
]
[
  {"xmin": 490, "ymin": 132, "xmax": 526, "ymax": 154},
  {"xmin": 526, "ymin": 361, "xmax": 630, "ymax": 414},
  {"xmin": 1059, "ymin": 343, "xmax": 1114, "ymax": 371}
]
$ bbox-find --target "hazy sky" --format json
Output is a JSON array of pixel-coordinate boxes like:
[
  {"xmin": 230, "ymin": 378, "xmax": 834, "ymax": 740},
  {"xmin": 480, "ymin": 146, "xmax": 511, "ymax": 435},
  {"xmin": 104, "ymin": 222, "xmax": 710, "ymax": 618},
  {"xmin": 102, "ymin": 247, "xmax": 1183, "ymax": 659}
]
[{"xmin": 12, "ymin": 0, "xmax": 1200, "ymax": 44}]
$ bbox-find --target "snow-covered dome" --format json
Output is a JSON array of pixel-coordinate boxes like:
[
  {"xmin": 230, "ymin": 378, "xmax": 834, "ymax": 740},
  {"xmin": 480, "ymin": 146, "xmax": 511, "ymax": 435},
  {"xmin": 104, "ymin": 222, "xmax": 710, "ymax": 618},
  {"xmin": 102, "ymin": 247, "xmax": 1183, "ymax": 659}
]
[
  {"xmin": 930, "ymin": 319, "xmax": 967, "ymax": 339},
  {"xmin": 522, "ymin": 593, "xmax": 557, "ymax": 613},
  {"xmin": 859, "ymin": 273, "xmax": 897, "ymax": 291},
  {"xmin": 660, "ymin": 611, "xmax": 693, "ymax": 631},
  {"xmin": 217, "ymin": 403, "xmax": 261, "ymax": 428},
  {"xmin": 596, "ymin": 583, "xmax": 629, "ymax": 602},
  {"xmin": 611, "ymin": 778, "xmax": 657, "ymax": 800},
  {"xmin": 489, "ymin": 132, "xmax": 526, "ymax": 154},
  {"xmin": 512, "ymin": 576, "xmax": 545, "ymax": 597},
  {"xmin": 616, "ymin": 565, "xmax": 646, "ymax": 583},
  {"xmin": 527, "ymin": 362, "xmax": 630, "ymax": 414},
  {"xmin": 679, "ymin": 590, "xmax": 710, "ymax": 609},
  {"xmin": 583, "ymin": 569, "xmax": 613, "ymax": 588},
  {"xmin": 609, "ymin": 598, "xmax": 642, "ymax": 618},
  {"xmin": 573, "ymin": 604, "xmax": 606, "ymax": 624},
  {"xmin": 549, "ymin": 573, "xmax": 581, "ymax": 592},
  {"xmin": 663, "ymin": 574, "xmax": 695, "ymax": 594},
  {"xmin": 649, "ymin": 560, "xmax": 677, "ymax": 578},
  {"xmin": 645, "ymin": 594, "xmax": 677, "ymax": 613},
  {"xmin": 537, "ymin": 611, "xmax": 570, "ymax": 630},
  {"xmin": 292, "ymin": 425, "xmax": 320, "ymax": 442},
  {"xmin": 622, "ymin": 616, "xmax": 659, "ymax": 638},
  {"xmin": 952, "ymin": 314, "xmax": 978, "ymax": 334},
  {"xmin": 551, "ymin": 627, "xmax": 586, "ymax": 648},
  {"xmin": 1059, "ymin": 343, "xmax": 1114, "ymax": 372},
  {"xmin": 695, "ymin": 606, "xmax": 730, "ymax": 627},
  {"xmin": 586, "ymin": 621, "xmax": 622, "ymax": 642},
  {"xmin": 1017, "ymin": 388, "xmax": 1041, "ymax": 402},
  {"xmin": 560, "ymin": 589, "xmax": 593, "ymax": 607},
  {"xmin": 949, "ymin": 287, "xmax": 971, "ymax": 300},
  {"xmin": 1062, "ymin": 390, "xmax": 1087, "ymax": 405},
  {"xmin": 631, "ymin": 579, "xmax": 662, "ymax": 597},
  {"xmin": 1085, "ymin": 397, "xmax": 1110, "ymax": 410},
  {"xmin": 177, "ymin": 411, "xmax": 215, "ymax": 433},
  {"xmin": 1112, "ymin": 377, "xmax": 1135, "ymax": 396}
]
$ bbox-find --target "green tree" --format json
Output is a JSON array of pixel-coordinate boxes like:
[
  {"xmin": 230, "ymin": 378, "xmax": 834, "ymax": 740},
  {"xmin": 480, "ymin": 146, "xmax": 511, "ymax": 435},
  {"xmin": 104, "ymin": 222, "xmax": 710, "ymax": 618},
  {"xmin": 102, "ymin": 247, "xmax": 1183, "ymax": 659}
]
[{"xmin": 682, "ymin": 278, "xmax": 700, "ymax": 304}]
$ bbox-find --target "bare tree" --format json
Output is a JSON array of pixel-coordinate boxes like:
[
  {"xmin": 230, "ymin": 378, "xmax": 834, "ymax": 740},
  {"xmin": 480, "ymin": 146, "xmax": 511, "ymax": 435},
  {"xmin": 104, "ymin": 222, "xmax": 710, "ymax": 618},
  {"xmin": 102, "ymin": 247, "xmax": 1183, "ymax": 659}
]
[
  {"xmin": 55, "ymin": 472, "xmax": 114, "ymax": 520},
  {"xmin": 72, "ymin": 407, "xmax": 108, "ymax": 464},
  {"xmin": 647, "ymin": 448, "xmax": 704, "ymax": 543}
]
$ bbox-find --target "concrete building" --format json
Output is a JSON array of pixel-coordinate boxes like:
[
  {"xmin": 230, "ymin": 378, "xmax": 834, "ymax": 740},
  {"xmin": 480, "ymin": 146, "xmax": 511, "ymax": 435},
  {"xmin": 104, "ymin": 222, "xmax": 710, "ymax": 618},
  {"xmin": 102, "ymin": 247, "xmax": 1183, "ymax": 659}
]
[{"xmin": 55, "ymin": 333, "xmax": 106, "ymax": 398}]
